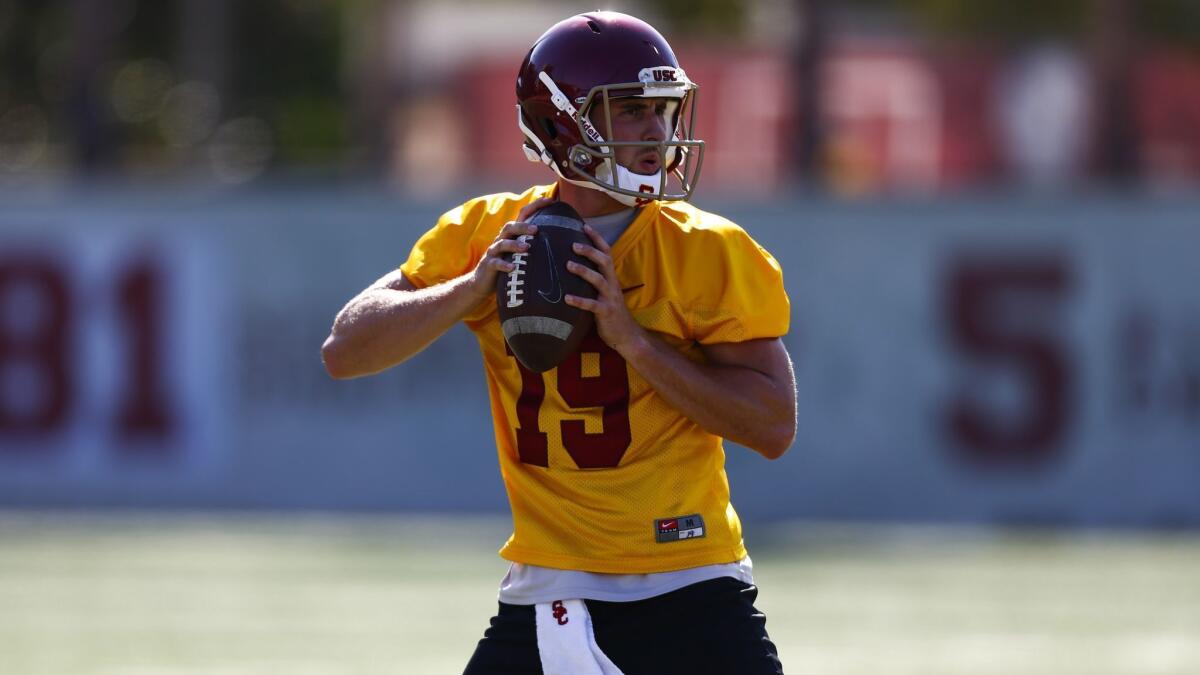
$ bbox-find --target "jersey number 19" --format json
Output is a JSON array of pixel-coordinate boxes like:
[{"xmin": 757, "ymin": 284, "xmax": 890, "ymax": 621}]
[{"xmin": 508, "ymin": 331, "xmax": 632, "ymax": 469}]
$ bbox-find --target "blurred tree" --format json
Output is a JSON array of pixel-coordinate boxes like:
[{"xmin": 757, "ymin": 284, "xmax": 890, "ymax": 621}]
[
  {"xmin": 66, "ymin": 0, "xmax": 122, "ymax": 173},
  {"xmin": 179, "ymin": 0, "xmax": 229, "ymax": 108},
  {"xmin": 1091, "ymin": 0, "xmax": 1138, "ymax": 181},
  {"xmin": 0, "ymin": 2, "xmax": 59, "ymax": 143},
  {"xmin": 847, "ymin": 0, "xmax": 1200, "ymax": 47},
  {"xmin": 795, "ymin": 0, "xmax": 828, "ymax": 186},
  {"xmin": 1, "ymin": 0, "xmax": 350, "ymax": 178},
  {"xmin": 228, "ymin": 1, "xmax": 345, "ymax": 167},
  {"xmin": 1138, "ymin": 0, "xmax": 1200, "ymax": 51},
  {"xmin": 648, "ymin": 0, "xmax": 750, "ymax": 36},
  {"xmin": 881, "ymin": 0, "xmax": 1092, "ymax": 40}
]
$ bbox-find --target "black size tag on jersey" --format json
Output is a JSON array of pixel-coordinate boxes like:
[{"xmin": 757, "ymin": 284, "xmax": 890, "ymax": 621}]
[{"xmin": 655, "ymin": 514, "xmax": 706, "ymax": 543}]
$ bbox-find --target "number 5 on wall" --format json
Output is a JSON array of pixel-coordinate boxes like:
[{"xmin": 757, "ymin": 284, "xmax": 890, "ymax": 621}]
[{"xmin": 943, "ymin": 255, "xmax": 1074, "ymax": 468}]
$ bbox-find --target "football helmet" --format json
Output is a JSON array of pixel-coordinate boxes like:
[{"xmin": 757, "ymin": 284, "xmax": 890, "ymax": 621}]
[{"xmin": 516, "ymin": 11, "xmax": 704, "ymax": 206}]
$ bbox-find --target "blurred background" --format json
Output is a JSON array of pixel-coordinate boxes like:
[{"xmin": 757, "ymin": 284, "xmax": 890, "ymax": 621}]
[
  {"xmin": 1, "ymin": 1, "xmax": 1198, "ymax": 673},
  {"xmin": 2, "ymin": 0, "xmax": 1200, "ymax": 191}
]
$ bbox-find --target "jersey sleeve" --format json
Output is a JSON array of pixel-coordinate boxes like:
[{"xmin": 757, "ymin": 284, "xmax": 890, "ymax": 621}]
[
  {"xmin": 400, "ymin": 199, "xmax": 495, "ymax": 289},
  {"xmin": 683, "ymin": 222, "xmax": 790, "ymax": 344},
  {"xmin": 398, "ymin": 196, "xmax": 506, "ymax": 327}
]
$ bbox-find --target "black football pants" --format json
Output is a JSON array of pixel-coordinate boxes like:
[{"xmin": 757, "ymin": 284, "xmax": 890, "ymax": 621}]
[{"xmin": 462, "ymin": 576, "xmax": 784, "ymax": 675}]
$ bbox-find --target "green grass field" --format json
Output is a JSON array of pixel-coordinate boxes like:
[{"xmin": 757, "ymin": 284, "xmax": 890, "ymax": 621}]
[{"xmin": 1, "ymin": 513, "xmax": 1197, "ymax": 675}]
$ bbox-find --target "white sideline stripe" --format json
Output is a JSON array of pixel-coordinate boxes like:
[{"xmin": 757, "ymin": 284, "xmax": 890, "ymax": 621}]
[{"xmin": 503, "ymin": 316, "xmax": 572, "ymax": 340}]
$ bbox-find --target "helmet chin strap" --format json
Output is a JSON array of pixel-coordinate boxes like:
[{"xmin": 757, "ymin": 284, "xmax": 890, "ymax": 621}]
[
  {"xmin": 592, "ymin": 161, "xmax": 664, "ymax": 207},
  {"xmin": 536, "ymin": 159, "xmax": 655, "ymax": 208}
]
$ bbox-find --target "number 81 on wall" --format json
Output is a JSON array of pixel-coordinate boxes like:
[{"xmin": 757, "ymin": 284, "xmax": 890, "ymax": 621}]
[{"xmin": 0, "ymin": 237, "xmax": 226, "ymax": 469}]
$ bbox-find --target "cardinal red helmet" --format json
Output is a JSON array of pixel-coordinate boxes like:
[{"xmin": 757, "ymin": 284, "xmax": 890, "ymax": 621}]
[{"xmin": 515, "ymin": 11, "xmax": 704, "ymax": 205}]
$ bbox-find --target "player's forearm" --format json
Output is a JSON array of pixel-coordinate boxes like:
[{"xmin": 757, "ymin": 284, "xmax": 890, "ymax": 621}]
[
  {"xmin": 620, "ymin": 333, "xmax": 797, "ymax": 459},
  {"xmin": 322, "ymin": 272, "xmax": 484, "ymax": 379}
]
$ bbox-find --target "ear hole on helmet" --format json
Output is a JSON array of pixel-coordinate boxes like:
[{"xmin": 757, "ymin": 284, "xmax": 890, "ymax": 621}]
[
  {"xmin": 587, "ymin": 20, "xmax": 601, "ymax": 33},
  {"xmin": 539, "ymin": 118, "xmax": 558, "ymax": 140}
]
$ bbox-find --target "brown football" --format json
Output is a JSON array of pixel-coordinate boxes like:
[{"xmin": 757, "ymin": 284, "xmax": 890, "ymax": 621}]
[{"xmin": 495, "ymin": 201, "xmax": 598, "ymax": 372}]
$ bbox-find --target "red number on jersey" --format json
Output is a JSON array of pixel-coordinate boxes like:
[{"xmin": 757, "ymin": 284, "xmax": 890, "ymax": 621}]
[
  {"xmin": 555, "ymin": 331, "xmax": 632, "ymax": 468},
  {"xmin": 507, "ymin": 331, "xmax": 633, "ymax": 469},
  {"xmin": 508, "ymin": 343, "xmax": 549, "ymax": 467}
]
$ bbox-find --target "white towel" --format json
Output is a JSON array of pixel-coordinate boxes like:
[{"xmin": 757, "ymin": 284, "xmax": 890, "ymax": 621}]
[{"xmin": 534, "ymin": 599, "xmax": 625, "ymax": 675}]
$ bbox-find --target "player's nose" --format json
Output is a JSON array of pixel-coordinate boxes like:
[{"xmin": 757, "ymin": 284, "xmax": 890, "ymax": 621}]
[{"xmin": 641, "ymin": 113, "xmax": 669, "ymax": 142}]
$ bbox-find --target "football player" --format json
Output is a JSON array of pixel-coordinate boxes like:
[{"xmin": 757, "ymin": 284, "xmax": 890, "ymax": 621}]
[{"xmin": 322, "ymin": 11, "xmax": 795, "ymax": 674}]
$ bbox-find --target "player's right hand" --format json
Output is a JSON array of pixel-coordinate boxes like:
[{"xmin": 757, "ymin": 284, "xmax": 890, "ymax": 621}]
[{"xmin": 468, "ymin": 197, "xmax": 555, "ymax": 299}]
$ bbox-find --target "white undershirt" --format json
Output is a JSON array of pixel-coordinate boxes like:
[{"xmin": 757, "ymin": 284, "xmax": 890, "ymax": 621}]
[
  {"xmin": 582, "ymin": 207, "xmax": 637, "ymax": 246},
  {"xmin": 498, "ymin": 557, "xmax": 755, "ymax": 605}
]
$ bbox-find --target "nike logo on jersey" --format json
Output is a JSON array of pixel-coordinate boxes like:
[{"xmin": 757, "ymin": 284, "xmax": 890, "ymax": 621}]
[
  {"xmin": 655, "ymin": 514, "xmax": 706, "ymax": 543},
  {"xmin": 538, "ymin": 236, "xmax": 564, "ymax": 304}
]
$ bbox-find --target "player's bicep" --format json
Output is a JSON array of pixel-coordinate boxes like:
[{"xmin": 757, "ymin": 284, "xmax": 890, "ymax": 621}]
[{"xmin": 700, "ymin": 337, "xmax": 794, "ymax": 387}]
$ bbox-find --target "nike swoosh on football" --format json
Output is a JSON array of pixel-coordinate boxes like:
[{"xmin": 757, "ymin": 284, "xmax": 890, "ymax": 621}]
[{"xmin": 537, "ymin": 237, "xmax": 564, "ymax": 304}]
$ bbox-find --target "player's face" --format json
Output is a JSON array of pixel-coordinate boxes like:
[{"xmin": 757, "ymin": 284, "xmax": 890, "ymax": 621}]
[{"xmin": 589, "ymin": 97, "xmax": 679, "ymax": 176}]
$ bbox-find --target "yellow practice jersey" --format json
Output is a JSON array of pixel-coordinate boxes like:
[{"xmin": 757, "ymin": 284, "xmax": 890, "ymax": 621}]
[{"xmin": 400, "ymin": 184, "xmax": 790, "ymax": 573}]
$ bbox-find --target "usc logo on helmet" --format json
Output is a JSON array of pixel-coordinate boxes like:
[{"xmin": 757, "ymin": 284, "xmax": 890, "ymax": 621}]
[{"xmin": 638, "ymin": 66, "xmax": 686, "ymax": 86}]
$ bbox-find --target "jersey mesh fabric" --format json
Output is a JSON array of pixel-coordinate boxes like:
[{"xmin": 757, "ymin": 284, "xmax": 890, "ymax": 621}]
[{"xmin": 400, "ymin": 185, "xmax": 790, "ymax": 573}]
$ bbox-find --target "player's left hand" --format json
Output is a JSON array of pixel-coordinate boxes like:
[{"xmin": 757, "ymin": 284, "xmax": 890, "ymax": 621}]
[{"xmin": 565, "ymin": 225, "xmax": 645, "ymax": 354}]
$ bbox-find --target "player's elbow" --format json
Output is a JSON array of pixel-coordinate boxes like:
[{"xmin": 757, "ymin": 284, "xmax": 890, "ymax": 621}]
[
  {"xmin": 757, "ymin": 427, "xmax": 794, "ymax": 460},
  {"xmin": 754, "ymin": 413, "xmax": 796, "ymax": 460},
  {"xmin": 321, "ymin": 334, "xmax": 360, "ymax": 380},
  {"xmin": 762, "ymin": 382, "xmax": 798, "ymax": 459}
]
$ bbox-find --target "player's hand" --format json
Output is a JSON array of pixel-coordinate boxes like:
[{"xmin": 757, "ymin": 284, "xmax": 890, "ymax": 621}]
[
  {"xmin": 565, "ymin": 224, "xmax": 646, "ymax": 354},
  {"xmin": 468, "ymin": 197, "xmax": 556, "ymax": 299}
]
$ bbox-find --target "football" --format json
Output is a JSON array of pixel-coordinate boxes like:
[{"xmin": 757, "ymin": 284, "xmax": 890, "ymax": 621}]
[{"xmin": 496, "ymin": 201, "xmax": 598, "ymax": 372}]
